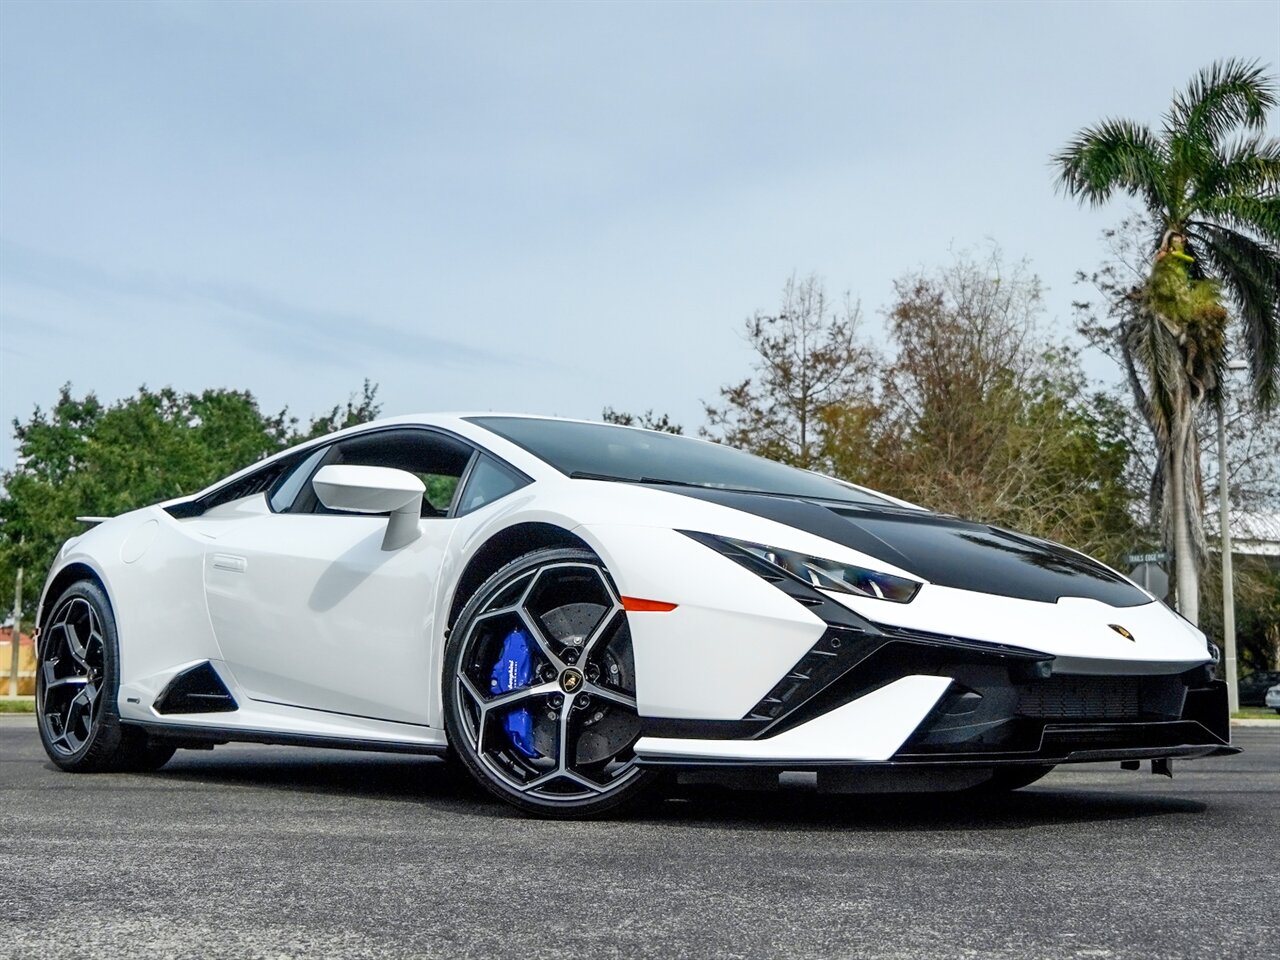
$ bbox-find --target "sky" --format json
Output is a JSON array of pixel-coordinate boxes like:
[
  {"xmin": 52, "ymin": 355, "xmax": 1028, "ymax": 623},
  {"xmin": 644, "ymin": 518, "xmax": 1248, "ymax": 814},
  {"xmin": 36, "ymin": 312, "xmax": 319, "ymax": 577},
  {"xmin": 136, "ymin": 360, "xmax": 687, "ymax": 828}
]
[{"xmin": 1, "ymin": 0, "xmax": 1278, "ymax": 472}]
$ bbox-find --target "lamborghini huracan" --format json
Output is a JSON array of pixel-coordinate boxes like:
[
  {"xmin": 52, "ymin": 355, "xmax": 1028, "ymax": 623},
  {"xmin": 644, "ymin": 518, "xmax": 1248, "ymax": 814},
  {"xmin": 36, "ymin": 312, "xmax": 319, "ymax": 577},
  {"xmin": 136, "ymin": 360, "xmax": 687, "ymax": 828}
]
[{"xmin": 35, "ymin": 415, "xmax": 1234, "ymax": 816}]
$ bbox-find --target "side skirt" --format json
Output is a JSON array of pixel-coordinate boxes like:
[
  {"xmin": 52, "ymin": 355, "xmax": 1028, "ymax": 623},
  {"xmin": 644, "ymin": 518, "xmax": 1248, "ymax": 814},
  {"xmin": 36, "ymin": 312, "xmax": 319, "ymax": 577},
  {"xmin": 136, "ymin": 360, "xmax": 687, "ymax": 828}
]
[{"xmin": 122, "ymin": 719, "xmax": 449, "ymax": 757}]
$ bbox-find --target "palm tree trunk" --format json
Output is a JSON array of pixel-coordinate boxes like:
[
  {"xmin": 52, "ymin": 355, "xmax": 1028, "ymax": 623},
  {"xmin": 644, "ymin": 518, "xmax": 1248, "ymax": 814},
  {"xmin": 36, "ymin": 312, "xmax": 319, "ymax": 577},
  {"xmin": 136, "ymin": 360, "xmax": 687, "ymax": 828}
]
[{"xmin": 1169, "ymin": 407, "xmax": 1200, "ymax": 624}]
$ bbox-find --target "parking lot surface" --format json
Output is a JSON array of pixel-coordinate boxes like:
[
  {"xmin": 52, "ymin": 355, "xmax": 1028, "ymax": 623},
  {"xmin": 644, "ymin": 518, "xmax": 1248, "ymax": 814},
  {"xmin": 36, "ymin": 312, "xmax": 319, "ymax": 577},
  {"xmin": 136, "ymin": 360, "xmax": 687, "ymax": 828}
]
[{"xmin": 1, "ymin": 716, "xmax": 1276, "ymax": 960}]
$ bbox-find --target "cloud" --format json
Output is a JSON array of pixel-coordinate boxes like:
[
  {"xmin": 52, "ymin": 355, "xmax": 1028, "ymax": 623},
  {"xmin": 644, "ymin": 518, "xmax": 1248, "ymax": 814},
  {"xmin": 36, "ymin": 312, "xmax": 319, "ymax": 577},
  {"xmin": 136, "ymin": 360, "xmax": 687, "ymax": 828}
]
[{"xmin": 0, "ymin": 238, "xmax": 507, "ymax": 370}]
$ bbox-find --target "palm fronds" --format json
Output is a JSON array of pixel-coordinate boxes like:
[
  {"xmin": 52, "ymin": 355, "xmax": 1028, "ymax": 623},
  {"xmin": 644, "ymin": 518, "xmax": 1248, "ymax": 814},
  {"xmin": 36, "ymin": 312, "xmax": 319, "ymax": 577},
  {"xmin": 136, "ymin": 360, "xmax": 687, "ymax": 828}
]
[
  {"xmin": 1188, "ymin": 224, "xmax": 1280, "ymax": 406},
  {"xmin": 1054, "ymin": 60, "xmax": 1279, "ymax": 617},
  {"xmin": 1054, "ymin": 119, "xmax": 1170, "ymax": 210},
  {"xmin": 1167, "ymin": 59, "xmax": 1276, "ymax": 146}
]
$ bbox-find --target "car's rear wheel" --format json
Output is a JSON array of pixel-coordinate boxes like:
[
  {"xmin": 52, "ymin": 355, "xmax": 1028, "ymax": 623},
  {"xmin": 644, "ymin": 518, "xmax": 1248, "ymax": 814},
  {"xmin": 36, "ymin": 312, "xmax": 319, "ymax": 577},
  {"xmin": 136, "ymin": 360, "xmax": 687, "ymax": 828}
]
[
  {"xmin": 443, "ymin": 548, "xmax": 658, "ymax": 818},
  {"xmin": 36, "ymin": 580, "xmax": 176, "ymax": 773}
]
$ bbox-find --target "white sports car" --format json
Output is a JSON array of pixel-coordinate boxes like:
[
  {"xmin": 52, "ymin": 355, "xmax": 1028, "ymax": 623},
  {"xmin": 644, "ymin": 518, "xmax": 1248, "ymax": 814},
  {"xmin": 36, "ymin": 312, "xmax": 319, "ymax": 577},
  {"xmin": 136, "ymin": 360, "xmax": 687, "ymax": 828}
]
[{"xmin": 35, "ymin": 415, "xmax": 1234, "ymax": 817}]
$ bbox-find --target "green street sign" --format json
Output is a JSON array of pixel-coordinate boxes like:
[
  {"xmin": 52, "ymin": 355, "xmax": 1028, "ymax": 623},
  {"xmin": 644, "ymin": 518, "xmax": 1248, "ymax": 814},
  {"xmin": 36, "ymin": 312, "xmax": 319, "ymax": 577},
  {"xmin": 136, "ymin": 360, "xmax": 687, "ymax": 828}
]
[{"xmin": 1125, "ymin": 551, "xmax": 1169, "ymax": 564}]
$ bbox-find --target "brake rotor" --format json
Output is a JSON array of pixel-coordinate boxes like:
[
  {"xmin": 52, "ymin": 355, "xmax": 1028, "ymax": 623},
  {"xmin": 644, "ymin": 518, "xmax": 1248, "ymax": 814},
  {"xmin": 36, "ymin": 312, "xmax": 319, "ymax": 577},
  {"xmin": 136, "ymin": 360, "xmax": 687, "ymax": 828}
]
[{"xmin": 530, "ymin": 605, "xmax": 640, "ymax": 764}]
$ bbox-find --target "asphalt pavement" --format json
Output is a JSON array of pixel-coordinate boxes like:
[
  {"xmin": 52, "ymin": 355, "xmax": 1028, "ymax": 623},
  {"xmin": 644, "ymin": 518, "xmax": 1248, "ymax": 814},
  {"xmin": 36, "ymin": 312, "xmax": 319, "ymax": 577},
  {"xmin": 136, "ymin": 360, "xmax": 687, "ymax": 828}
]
[{"xmin": 1, "ymin": 715, "xmax": 1276, "ymax": 960}]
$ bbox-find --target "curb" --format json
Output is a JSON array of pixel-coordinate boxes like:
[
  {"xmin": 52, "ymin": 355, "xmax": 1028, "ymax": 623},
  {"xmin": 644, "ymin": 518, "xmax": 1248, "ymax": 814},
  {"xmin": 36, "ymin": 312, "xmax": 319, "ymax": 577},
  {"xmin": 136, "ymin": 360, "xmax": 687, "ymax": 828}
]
[{"xmin": 1231, "ymin": 718, "xmax": 1280, "ymax": 727}]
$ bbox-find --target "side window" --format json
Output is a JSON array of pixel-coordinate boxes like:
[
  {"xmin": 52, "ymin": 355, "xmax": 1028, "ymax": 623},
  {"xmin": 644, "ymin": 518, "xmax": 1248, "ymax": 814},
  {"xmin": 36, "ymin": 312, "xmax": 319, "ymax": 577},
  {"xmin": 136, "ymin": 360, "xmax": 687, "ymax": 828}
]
[
  {"xmin": 166, "ymin": 453, "xmax": 301, "ymax": 519},
  {"xmin": 268, "ymin": 446, "xmax": 329, "ymax": 513},
  {"xmin": 292, "ymin": 428, "xmax": 475, "ymax": 517},
  {"xmin": 457, "ymin": 455, "xmax": 529, "ymax": 516}
]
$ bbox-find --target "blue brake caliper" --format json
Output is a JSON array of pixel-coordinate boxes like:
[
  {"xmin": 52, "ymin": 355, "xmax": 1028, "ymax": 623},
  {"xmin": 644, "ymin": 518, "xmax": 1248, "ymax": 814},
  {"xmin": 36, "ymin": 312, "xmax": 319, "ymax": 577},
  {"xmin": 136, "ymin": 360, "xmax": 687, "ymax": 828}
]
[{"xmin": 490, "ymin": 627, "xmax": 539, "ymax": 758}]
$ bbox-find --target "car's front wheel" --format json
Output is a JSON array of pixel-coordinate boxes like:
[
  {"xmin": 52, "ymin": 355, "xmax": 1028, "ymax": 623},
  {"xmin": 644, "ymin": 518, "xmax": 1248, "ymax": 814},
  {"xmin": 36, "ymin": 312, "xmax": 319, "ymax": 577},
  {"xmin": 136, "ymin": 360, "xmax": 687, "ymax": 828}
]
[
  {"xmin": 36, "ymin": 579, "xmax": 176, "ymax": 773},
  {"xmin": 443, "ymin": 548, "xmax": 658, "ymax": 818}
]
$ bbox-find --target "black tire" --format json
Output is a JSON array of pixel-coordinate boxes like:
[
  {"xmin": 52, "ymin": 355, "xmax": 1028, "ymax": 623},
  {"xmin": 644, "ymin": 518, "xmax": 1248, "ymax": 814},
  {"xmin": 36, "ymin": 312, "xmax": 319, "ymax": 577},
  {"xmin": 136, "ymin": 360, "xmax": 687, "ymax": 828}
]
[
  {"xmin": 443, "ymin": 547, "xmax": 658, "ymax": 818},
  {"xmin": 36, "ymin": 579, "xmax": 176, "ymax": 773},
  {"xmin": 969, "ymin": 765, "xmax": 1055, "ymax": 793}
]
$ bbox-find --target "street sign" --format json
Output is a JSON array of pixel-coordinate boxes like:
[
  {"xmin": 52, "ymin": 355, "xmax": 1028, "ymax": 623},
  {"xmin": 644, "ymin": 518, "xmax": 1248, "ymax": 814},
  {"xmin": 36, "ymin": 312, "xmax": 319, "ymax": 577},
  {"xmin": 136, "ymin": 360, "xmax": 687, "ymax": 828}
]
[
  {"xmin": 1130, "ymin": 562, "xmax": 1169, "ymax": 600},
  {"xmin": 1125, "ymin": 551, "xmax": 1170, "ymax": 565}
]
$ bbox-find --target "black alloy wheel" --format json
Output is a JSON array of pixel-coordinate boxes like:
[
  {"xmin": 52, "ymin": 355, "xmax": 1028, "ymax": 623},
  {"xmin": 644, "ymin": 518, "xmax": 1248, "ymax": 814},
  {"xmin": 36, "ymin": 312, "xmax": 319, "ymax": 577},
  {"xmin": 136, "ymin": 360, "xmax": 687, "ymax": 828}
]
[
  {"xmin": 36, "ymin": 579, "xmax": 175, "ymax": 772},
  {"xmin": 443, "ymin": 548, "xmax": 658, "ymax": 817}
]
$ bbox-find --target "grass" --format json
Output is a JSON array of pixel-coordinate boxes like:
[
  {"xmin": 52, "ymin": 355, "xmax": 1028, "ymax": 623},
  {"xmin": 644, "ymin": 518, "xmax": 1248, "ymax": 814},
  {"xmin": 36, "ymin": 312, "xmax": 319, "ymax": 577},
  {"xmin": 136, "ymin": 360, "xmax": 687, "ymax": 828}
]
[{"xmin": 1233, "ymin": 707, "xmax": 1280, "ymax": 720}]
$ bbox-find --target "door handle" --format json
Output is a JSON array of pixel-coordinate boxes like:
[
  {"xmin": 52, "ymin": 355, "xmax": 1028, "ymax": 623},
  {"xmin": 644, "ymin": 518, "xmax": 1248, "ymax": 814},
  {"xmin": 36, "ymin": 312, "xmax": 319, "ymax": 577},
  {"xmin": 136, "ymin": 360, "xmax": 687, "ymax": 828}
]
[{"xmin": 211, "ymin": 554, "xmax": 247, "ymax": 574}]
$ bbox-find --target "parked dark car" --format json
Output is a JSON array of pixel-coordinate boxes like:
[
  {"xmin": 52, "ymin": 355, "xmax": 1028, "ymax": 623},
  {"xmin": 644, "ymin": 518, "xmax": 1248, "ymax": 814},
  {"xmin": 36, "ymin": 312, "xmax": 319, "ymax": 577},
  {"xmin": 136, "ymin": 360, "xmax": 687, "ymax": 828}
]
[{"xmin": 1239, "ymin": 670, "xmax": 1280, "ymax": 707}]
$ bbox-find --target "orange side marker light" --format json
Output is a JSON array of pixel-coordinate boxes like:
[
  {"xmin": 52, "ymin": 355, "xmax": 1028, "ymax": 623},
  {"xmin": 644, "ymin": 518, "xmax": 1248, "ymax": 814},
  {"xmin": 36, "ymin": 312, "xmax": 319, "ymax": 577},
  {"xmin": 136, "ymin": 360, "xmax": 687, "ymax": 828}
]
[{"xmin": 620, "ymin": 596, "xmax": 678, "ymax": 613}]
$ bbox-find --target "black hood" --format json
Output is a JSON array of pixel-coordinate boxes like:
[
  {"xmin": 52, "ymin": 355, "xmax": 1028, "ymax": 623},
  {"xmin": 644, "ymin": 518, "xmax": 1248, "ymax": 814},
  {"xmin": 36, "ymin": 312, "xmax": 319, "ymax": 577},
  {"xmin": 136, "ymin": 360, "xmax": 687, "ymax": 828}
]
[{"xmin": 665, "ymin": 487, "xmax": 1149, "ymax": 608}]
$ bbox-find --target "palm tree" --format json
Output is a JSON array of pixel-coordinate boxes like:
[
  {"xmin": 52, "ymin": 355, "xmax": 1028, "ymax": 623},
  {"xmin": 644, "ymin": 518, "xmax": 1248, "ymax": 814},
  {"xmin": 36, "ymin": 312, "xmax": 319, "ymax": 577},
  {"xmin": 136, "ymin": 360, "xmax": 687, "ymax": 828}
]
[{"xmin": 1054, "ymin": 59, "xmax": 1279, "ymax": 624}]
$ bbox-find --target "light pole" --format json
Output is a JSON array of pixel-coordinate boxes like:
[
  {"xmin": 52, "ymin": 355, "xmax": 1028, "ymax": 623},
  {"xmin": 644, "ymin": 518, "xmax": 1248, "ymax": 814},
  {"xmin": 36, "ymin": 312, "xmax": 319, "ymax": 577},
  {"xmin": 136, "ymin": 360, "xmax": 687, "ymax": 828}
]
[{"xmin": 1218, "ymin": 358, "xmax": 1248, "ymax": 714}]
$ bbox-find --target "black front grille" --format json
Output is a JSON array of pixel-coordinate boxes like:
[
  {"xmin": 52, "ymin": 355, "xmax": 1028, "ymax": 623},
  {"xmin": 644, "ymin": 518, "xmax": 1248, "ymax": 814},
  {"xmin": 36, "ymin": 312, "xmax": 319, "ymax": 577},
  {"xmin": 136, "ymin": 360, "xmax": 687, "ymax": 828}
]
[
  {"xmin": 1017, "ymin": 676, "xmax": 1142, "ymax": 719},
  {"xmin": 907, "ymin": 670, "xmax": 1193, "ymax": 755}
]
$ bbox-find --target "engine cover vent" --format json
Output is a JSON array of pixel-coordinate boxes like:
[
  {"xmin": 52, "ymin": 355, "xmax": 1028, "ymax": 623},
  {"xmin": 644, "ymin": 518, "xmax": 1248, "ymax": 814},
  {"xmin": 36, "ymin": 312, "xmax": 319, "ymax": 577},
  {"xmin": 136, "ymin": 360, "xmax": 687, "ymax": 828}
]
[{"xmin": 153, "ymin": 662, "xmax": 238, "ymax": 714}]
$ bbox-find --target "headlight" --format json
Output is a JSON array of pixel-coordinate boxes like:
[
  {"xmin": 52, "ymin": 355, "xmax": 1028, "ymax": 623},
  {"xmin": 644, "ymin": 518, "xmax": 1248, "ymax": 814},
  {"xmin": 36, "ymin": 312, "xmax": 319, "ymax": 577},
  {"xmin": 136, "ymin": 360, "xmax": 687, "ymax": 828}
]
[{"xmin": 723, "ymin": 537, "xmax": 922, "ymax": 603}]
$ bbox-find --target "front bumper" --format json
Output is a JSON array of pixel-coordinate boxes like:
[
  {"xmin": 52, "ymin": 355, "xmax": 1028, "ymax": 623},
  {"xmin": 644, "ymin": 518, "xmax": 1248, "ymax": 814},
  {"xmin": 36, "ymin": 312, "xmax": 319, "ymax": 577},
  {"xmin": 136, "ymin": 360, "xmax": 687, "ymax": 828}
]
[{"xmin": 633, "ymin": 614, "xmax": 1235, "ymax": 770}]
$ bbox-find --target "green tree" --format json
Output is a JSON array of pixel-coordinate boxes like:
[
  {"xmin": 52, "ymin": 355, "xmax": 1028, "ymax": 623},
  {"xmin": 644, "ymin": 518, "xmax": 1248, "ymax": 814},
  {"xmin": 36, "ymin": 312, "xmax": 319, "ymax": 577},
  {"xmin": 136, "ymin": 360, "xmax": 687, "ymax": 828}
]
[
  {"xmin": 702, "ymin": 273, "xmax": 873, "ymax": 467},
  {"xmin": 600, "ymin": 407, "xmax": 683, "ymax": 434},
  {"xmin": 1199, "ymin": 558, "xmax": 1280, "ymax": 674},
  {"xmin": 0, "ymin": 383, "xmax": 380, "ymax": 618},
  {"xmin": 1077, "ymin": 225, "xmax": 1280, "ymax": 665},
  {"xmin": 707, "ymin": 255, "xmax": 1144, "ymax": 560},
  {"xmin": 829, "ymin": 254, "xmax": 1142, "ymax": 560},
  {"xmin": 299, "ymin": 379, "xmax": 382, "ymax": 440},
  {"xmin": 1054, "ymin": 59, "xmax": 1280, "ymax": 623}
]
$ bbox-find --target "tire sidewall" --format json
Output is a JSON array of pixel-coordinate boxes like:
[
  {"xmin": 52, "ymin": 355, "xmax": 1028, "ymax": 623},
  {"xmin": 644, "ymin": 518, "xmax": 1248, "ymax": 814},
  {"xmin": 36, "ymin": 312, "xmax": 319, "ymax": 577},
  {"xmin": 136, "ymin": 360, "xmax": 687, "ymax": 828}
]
[{"xmin": 36, "ymin": 579, "xmax": 126, "ymax": 771}]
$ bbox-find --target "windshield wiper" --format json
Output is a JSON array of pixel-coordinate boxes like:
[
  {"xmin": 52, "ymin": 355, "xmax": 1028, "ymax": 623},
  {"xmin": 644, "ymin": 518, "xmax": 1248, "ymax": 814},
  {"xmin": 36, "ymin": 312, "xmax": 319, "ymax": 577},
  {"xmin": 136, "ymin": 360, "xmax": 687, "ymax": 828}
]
[{"xmin": 638, "ymin": 476, "xmax": 733, "ymax": 490}]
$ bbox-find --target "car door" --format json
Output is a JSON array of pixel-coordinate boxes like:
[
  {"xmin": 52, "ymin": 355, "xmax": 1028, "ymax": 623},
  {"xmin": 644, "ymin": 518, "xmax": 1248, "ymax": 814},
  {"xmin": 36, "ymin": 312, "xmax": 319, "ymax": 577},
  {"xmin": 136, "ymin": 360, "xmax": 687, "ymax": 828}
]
[{"xmin": 200, "ymin": 427, "xmax": 476, "ymax": 725}]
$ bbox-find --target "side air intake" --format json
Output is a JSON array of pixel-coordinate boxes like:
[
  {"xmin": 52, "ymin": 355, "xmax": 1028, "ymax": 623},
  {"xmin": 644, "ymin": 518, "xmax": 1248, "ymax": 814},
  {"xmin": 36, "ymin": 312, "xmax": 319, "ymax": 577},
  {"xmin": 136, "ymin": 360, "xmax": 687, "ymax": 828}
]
[{"xmin": 153, "ymin": 662, "xmax": 238, "ymax": 714}]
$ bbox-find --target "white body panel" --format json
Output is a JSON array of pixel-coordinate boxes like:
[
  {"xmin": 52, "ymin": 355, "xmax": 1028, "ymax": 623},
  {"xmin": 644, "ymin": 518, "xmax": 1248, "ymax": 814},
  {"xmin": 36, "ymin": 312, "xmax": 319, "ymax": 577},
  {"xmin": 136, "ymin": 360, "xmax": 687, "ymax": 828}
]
[
  {"xmin": 50, "ymin": 507, "xmax": 223, "ymax": 722},
  {"xmin": 577, "ymin": 523, "xmax": 827, "ymax": 719},
  {"xmin": 119, "ymin": 657, "xmax": 445, "ymax": 748},
  {"xmin": 635, "ymin": 676, "xmax": 953, "ymax": 762},
  {"xmin": 827, "ymin": 587, "xmax": 1209, "ymax": 674},
  {"xmin": 37, "ymin": 413, "xmax": 1216, "ymax": 762},
  {"xmin": 194, "ymin": 498, "xmax": 452, "ymax": 725}
]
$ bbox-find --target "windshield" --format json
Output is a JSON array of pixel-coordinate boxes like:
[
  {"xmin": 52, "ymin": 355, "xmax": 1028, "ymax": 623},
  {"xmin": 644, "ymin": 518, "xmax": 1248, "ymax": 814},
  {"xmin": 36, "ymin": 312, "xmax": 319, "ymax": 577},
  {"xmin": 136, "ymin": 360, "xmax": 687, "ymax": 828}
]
[{"xmin": 467, "ymin": 417, "xmax": 892, "ymax": 506}]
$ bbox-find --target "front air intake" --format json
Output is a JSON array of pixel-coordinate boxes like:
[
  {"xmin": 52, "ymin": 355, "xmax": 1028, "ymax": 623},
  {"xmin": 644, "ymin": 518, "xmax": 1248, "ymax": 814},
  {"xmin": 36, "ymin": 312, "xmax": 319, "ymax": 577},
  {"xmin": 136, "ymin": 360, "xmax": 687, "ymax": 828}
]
[
  {"xmin": 1014, "ymin": 674, "xmax": 1185, "ymax": 721},
  {"xmin": 153, "ymin": 662, "xmax": 238, "ymax": 714}
]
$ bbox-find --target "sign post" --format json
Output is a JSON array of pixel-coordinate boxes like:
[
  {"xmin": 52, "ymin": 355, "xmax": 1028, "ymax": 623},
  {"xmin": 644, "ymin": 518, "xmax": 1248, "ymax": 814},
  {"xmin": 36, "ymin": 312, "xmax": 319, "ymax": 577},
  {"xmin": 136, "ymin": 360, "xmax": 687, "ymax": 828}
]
[
  {"xmin": 1129, "ymin": 561, "xmax": 1169, "ymax": 600},
  {"xmin": 8, "ymin": 566, "xmax": 21, "ymax": 698}
]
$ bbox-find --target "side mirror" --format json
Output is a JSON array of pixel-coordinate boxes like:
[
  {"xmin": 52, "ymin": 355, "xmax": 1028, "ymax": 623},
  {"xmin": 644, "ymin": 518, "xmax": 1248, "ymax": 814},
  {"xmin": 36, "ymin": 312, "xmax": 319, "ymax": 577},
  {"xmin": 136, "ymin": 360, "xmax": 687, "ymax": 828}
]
[{"xmin": 312, "ymin": 465, "xmax": 425, "ymax": 551}]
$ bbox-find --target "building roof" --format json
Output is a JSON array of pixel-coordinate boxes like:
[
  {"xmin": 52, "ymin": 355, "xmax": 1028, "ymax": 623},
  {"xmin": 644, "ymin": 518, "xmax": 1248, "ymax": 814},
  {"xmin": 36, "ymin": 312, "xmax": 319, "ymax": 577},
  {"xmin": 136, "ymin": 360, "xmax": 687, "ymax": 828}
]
[{"xmin": 1205, "ymin": 510, "xmax": 1280, "ymax": 557}]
